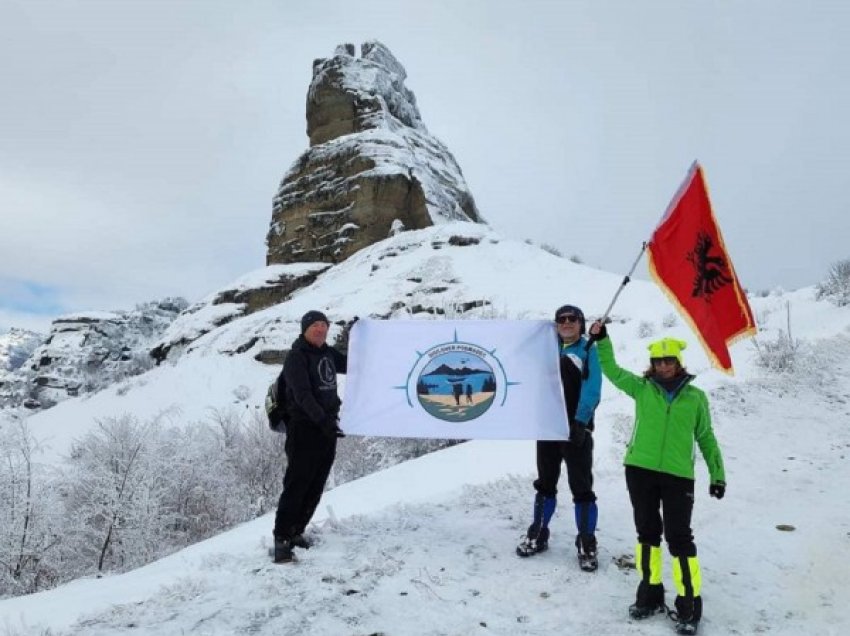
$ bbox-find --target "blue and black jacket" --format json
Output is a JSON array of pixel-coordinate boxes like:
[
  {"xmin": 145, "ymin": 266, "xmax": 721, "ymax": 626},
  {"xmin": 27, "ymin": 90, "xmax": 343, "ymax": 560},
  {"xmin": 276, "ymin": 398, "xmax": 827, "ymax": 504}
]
[{"xmin": 558, "ymin": 335, "xmax": 602, "ymax": 429}]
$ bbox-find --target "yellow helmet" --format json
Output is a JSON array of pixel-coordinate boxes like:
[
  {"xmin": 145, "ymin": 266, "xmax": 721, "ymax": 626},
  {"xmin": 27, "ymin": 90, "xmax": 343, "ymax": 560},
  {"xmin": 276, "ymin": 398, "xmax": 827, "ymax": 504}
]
[{"xmin": 647, "ymin": 338, "xmax": 687, "ymax": 364}]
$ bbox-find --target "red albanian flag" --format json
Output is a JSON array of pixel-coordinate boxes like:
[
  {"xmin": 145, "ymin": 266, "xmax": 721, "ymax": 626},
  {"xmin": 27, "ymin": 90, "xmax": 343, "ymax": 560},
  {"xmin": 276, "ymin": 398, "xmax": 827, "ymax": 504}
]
[{"xmin": 648, "ymin": 162, "xmax": 757, "ymax": 374}]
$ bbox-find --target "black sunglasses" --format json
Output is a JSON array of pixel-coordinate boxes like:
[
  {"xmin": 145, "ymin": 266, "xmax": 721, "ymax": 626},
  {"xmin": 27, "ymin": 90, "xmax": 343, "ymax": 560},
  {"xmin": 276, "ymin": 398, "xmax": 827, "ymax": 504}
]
[
  {"xmin": 651, "ymin": 356, "xmax": 679, "ymax": 366},
  {"xmin": 556, "ymin": 314, "xmax": 580, "ymax": 325}
]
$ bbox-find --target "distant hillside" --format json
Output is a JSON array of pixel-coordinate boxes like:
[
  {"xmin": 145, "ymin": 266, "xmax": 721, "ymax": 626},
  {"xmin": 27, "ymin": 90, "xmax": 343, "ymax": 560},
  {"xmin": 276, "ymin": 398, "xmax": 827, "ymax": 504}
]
[{"xmin": 0, "ymin": 298, "xmax": 186, "ymax": 411}]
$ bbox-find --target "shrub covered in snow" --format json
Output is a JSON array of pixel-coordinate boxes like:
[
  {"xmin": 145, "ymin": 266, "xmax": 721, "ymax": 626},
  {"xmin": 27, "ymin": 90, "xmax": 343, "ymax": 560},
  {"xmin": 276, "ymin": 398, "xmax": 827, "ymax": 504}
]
[
  {"xmin": 752, "ymin": 331, "xmax": 801, "ymax": 373},
  {"xmin": 637, "ymin": 320, "xmax": 656, "ymax": 338},
  {"xmin": 662, "ymin": 312, "xmax": 677, "ymax": 328},
  {"xmin": 816, "ymin": 258, "xmax": 850, "ymax": 307}
]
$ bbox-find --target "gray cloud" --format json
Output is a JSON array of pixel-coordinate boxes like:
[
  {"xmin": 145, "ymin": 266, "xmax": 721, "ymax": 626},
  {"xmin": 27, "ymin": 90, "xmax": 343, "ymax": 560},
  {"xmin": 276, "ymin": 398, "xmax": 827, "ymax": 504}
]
[{"xmin": 1, "ymin": 0, "xmax": 848, "ymax": 329}]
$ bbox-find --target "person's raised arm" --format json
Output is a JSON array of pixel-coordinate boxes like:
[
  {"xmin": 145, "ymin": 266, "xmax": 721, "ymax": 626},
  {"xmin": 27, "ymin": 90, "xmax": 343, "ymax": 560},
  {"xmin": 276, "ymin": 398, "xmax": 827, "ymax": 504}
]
[{"xmin": 589, "ymin": 320, "xmax": 642, "ymax": 398}]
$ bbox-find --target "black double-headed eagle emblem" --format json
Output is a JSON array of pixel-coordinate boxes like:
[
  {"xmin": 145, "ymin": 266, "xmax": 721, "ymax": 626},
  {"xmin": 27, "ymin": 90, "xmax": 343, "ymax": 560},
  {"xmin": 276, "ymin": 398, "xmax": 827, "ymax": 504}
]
[{"xmin": 686, "ymin": 232, "xmax": 733, "ymax": 299}]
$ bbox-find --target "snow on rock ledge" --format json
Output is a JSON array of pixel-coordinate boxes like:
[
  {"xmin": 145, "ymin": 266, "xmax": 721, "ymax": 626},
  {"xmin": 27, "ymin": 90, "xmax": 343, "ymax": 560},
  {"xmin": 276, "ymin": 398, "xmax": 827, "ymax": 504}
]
[{"xmin": 150, "ymin": 263, "xmax": 330, "ymax": 364}]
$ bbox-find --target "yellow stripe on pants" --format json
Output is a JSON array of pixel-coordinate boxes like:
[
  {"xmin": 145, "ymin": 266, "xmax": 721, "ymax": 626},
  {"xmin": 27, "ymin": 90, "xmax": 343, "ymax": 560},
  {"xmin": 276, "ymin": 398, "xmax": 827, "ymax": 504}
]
[
  {"xmin": 673, "ymin": 555, "xmax": 702, "ymax": 598},
  {"xmin": 636, "ymin": 543, "xmax": 663, "ymax": 585}
]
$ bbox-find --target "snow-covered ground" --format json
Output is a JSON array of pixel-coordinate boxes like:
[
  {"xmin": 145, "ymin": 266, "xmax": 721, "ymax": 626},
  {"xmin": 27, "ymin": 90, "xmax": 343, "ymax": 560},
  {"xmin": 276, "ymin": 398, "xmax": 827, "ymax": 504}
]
[
  {"xmin": 3, "ymin": 358, "xmax": 849, "ymax": 635},
  {"xmin": 2, "ymin": 224, "xmax": 849, "ymax": 635}
]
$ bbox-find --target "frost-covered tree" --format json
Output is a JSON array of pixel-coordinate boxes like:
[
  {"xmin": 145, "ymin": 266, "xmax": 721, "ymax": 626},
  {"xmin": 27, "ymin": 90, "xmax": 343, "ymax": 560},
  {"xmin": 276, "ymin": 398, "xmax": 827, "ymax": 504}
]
[
  {"xmin": 816, "ymin": 258, "xmax": 850, "ymax": 307},
  {"xmin": 63, "ymin": 414, "xmax": 170, "ymax": 573},
  {"xmin": 211, "ymin": 409, "xmax": 286, "ymax": 516},
  {"xmin": 0, "ymin": 420, "xmax": 62, "ymax": 596},
  {"xmin": 1, "ymin": 405, "xmax": 460, "ymax": 599}
]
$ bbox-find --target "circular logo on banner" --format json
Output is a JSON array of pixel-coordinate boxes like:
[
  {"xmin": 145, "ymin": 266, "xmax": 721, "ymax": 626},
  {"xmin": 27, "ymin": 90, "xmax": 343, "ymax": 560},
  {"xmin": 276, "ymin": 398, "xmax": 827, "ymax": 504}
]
[{"xmin": 404, "ymin": 335, "xmax": 509, "ymax": 423}]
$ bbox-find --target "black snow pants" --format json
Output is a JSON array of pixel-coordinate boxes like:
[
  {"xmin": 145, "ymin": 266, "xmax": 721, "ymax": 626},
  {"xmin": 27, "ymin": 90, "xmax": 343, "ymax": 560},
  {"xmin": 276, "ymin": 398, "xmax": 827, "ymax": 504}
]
[
  {"xmin": 533, "ymin": 435, "xmax": 596, "ymax": 503},
  {"xmin": 625, "ymin": 465, "xmax": 697, "ymax": 557},
  {"xmin": 273, "ymin": 424, "xmax": 337, "ymax": 539}
]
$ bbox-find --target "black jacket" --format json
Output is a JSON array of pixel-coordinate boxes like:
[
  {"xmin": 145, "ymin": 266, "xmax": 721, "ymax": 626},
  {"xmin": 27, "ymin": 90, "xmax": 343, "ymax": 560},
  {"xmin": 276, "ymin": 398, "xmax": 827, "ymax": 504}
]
[{"xmin": 283, "ymin": 335, "xmax": 347, "ymax": 433}]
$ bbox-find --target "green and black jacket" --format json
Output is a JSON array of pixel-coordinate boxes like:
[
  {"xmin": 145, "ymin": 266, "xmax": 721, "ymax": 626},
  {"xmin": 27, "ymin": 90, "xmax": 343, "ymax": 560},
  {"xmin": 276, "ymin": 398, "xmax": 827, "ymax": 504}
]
[{"xmin": 597, "ymin": 336, "xmax": 725, "ymax": 483}]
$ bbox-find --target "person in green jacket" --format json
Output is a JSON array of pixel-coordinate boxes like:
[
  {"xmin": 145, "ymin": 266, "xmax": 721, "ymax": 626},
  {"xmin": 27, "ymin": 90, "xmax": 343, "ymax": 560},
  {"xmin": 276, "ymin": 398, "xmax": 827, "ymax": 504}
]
[{"xmin": 588, "ymin": 321, "xmax": 725, "ymax": 636}]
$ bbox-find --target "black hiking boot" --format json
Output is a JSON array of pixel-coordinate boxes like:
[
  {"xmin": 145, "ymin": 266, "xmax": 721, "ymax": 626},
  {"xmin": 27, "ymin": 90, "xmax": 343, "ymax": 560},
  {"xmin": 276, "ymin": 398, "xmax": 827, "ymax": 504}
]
[
  {"xmin": 576, "ymin": 533, "xmax": 598, "ymax": 572},
  {"xmin": 516, "ymin": 526, "xmax": 550, "ymax": 557},
  {"xmin": 628, "ymin": 581, "xmax": 666, "ymax": 619},
  {"xmin": 290, "ymin": 533, "xmax": 312, "ymax": 549},
  {"xmin": 673, "ymin": 595, "xmax": 702, "ymax": 634},
  {"xmin": 272, "ymin": 537, "xmax": 294, "ymax": 564}
]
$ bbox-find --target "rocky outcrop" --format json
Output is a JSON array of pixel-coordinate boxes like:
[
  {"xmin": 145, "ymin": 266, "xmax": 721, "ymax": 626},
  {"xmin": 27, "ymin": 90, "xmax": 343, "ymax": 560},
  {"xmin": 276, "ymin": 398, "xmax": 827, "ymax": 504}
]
[
  {"xmin": 0, "ymin": 328, "xmax": 43, "ymax": 374},
  {"xmin": 0, "ymin": 329, "xmax": 44, "ymax": 408},
  {"xmin": 153, "ymin": 224, "xmax": 505, "ymax": 366},
  {"xmin": 211, "ymin": 265, "xmax": 328, "ymax": 316},
  {"xmin": 306, "ymin": 42, "xmax": 423, "ymax": 147},
  {"xmin": 266, "ymin": 41, "xmax": 482, "ymax": 266},
  {"xmin": 0, "ymin": 299, "xmax": 187, "ymax": 410},
  {"xmin": 150, "ymin": 264, "xmax": 330, "ymax": 364}
]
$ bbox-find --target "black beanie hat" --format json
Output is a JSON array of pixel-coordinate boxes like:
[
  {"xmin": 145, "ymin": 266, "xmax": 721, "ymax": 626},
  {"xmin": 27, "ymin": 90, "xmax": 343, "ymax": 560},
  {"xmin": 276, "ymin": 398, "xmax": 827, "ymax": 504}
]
[
  {"xmin": 301, "ymin": 310, "xmax": 329, "ymax": 334},
  {"xmin": 554, "ymin": 304, "xmax": 586, "ymax": 334}
]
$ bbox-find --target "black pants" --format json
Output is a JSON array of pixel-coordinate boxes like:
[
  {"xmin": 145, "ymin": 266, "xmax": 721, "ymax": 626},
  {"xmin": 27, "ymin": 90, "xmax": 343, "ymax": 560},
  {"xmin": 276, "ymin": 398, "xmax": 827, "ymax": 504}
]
[
  {"xmin": 533, "ymin": 435, "xmax": 596, "ymax": 503},
  {"xmin": 625, "ymin": 465, "xmax": 696, "ymax": 557},
  {"xmin": 273, "ymin": 426, "xmax": 337, "ymax": 539}
]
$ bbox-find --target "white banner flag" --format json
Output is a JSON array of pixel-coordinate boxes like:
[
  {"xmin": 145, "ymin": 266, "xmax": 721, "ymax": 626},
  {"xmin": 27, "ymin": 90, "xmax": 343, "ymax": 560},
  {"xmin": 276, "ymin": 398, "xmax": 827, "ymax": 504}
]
[{"xmin": 340, "ymin": 319, "xmax": 569, "ymax": 440}]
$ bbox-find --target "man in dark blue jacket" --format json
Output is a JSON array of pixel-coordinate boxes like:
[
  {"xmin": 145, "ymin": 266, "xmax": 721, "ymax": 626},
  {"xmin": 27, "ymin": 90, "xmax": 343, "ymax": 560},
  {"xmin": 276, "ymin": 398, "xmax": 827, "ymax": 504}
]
[
  {"xmin": 273, "ymin": 310, "xmax": 347, "ymax": 563},
  {"xmin": 516, "ymin": 304, "xmax": 602, "ymax": 571}
]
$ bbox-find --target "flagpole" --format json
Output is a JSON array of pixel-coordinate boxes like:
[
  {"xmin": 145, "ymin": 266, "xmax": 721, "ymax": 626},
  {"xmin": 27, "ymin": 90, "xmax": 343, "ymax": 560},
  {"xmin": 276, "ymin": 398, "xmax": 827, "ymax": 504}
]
[{"xmin": 586, "ymin": 242, "xmax": 648, "ymax": 350}]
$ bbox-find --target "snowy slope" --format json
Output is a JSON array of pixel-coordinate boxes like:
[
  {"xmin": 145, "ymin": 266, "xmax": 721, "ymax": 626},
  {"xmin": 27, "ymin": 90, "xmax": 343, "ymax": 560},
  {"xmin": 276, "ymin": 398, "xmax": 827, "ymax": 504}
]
[
  {"xmin": 2, "ymin": 322, "xmax": 849, "ymax": 635},
  {"xmin": 3, "ymin": 224, "xmax": 850, "ymax": 635},
  {"xmin": 22, "ymin": 222, "xmax": 679, "ymax": 463}
]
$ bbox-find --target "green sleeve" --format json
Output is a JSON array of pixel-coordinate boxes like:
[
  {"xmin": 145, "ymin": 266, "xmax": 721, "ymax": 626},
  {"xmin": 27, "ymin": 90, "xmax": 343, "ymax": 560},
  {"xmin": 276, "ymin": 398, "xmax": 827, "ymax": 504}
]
[
  {"xmin": 596, "ymin": 337, "xmax": 644, "ymax": 399},
  {"xmin": 694, "ymin": 391, "xmax": 726, "ymax": 483}
]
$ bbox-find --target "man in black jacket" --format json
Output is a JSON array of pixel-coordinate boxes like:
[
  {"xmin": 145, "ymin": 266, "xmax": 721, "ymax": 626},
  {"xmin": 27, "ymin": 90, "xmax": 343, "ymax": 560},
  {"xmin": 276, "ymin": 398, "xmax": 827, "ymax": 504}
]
[{"xmin": 272, "ymin": 310, "xmax": 347, "ymax": 563}]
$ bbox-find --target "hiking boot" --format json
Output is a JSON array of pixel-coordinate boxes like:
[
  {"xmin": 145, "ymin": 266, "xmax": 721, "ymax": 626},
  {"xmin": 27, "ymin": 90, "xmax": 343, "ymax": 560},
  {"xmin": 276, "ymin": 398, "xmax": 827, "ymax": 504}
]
[
  {"xmin": 676, "ymin": 621, "xmax": 699, "ymax": 636},
  {"xmin": 575, "ymin": 533, "xmax": 598, "ymax": 572},
  {"xmin": 273, "ymin": 537, "xmax": 294, "ymax": 564},
  {"xmin": 516, "ymin": 527, "xmax": 550, "ymax": 557},
  {"xmin": 628, "ymin": 581, "xmax": 666, "ymax": 619},
  {"xmin": 290, "ymin": 533, "xmax": 312, "ymax": 549},
  {"xmin": 674, "ymin": 595, "xmax": 702, "ymax": 634}
]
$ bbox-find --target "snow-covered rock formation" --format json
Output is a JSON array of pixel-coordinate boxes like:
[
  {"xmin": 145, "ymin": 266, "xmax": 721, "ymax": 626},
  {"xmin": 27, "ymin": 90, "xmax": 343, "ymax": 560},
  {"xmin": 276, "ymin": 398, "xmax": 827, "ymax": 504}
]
[
  {"xmin": 149, "ymin": 264, "xmax": 330, "ymax": 364},
  {"xmin": 2, "ymin": 298, "xmax": 187, "ymax": 410},
  {"xmin": 0, "ymin": 328, "xmax": 44, "ymax": 407},
  {"xmin": 0, "ymin": 328, "xmax": 43, "ymax": 374},
  {"xmin": 147, "ymin": 222, "xmax": 630, "ymax": 374},
  {"xmin": 266, "ymin": 41, "xmax": 482, "ymax": 266}
]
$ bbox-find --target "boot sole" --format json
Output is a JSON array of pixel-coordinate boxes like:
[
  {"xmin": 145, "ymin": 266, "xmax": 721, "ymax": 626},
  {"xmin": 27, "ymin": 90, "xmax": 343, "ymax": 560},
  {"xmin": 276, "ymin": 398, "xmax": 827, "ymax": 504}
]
[
  {"xmin": 268, "ymin": 547, "xmax": 297, "ymax": 563},
  {"xmin": 628, "ymin": 605, "xmax": 666, "ymax": 620},
  {"xmin": 516, "ymin": 544, "xmax": 548, "ymax": 558}
]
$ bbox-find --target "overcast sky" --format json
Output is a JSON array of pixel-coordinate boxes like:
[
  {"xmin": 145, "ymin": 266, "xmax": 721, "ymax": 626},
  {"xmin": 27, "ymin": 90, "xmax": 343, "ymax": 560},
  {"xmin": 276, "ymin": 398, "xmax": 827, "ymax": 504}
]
[{"xmin": 2, "ymin": 0, "xmax": 848, "ymax": 333}]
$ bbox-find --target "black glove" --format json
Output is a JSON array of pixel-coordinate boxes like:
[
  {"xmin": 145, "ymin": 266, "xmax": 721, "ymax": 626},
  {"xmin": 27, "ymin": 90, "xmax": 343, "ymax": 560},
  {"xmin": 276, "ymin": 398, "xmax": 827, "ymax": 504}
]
[
  {"xmin": 569, "ymin": 420, "xmax": 588, "ymax": 446},
  {"xmin": 709, "ymin": 481, "xmax": 726, "ymax": 499},
  {"xmin": 588, "ymin": 321, "xmax": 608, "ymax": 342}
]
